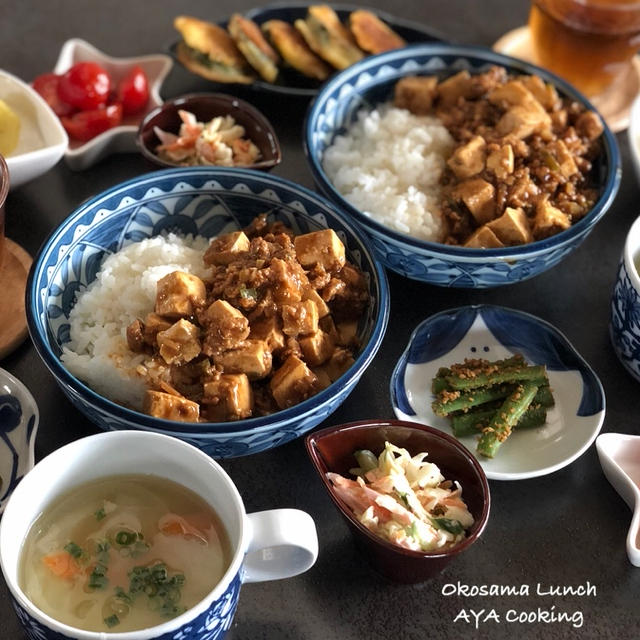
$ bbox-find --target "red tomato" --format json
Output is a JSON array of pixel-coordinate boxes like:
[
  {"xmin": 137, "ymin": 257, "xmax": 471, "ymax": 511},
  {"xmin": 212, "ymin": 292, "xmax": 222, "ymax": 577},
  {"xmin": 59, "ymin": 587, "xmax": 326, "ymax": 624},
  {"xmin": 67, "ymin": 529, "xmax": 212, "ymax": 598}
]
[
  {"xmin": 57, "ymin": 62, "xmax": 111, "ymax": 111},
  {"xmin": 60, "ymin": 103, "xmax": 123, "ymax": 141},
  {"xmin": 32, "ymin": 73, "xmax": 75, "ymax": 117},
  {"xmin": 116, "ymin": 66, "xmax": 149, "ymax": 115}
]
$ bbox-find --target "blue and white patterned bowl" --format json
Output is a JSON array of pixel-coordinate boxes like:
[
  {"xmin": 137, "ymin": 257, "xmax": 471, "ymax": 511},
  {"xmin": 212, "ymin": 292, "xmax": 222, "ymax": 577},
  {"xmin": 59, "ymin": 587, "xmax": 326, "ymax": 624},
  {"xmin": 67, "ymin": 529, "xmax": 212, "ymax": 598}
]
[
  {"xmin": 0, "ymin": 368, "xmax": 38, "ymax": 514},
  {"xmin": 304, "ymin": 43, "xmax": 621, "ymax": 288},
  {"xmin": 26, "ymin": 168, "xmax": 389, "ymax": 458},
  {"xmin": 391, "ymin": 305, "xmax": 605, "ymax": 480},
  {"xmin": 610, "ymin": 215, "xmax": 640, "ymax": 382}
]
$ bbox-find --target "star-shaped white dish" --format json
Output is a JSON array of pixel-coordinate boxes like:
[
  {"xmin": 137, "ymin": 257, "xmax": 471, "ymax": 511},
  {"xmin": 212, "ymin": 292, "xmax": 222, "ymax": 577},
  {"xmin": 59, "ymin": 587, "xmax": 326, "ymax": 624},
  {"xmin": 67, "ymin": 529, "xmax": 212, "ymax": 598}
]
[{"xmin": 53, "ymin": 38, "xmax": 172, "ymax": 170}]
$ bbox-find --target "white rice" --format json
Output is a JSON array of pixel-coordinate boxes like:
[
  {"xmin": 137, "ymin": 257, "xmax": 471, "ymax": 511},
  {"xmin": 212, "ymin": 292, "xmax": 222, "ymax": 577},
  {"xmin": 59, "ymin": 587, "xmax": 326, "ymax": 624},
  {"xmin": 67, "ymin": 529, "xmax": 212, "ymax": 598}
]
[
  {"xmin": 61, "ymin": 233, "xmax": 209, "ymax": 410},
  {"xmin": 322, "ymin": 103, "xmax": 455, "ymax": 242}
]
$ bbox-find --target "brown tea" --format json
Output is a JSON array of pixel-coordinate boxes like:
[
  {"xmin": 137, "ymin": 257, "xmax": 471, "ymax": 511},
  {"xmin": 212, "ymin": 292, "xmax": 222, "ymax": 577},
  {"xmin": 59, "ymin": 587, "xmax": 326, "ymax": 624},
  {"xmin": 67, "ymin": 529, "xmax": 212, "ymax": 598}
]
[{"xmin": 529, "ymin": 0, "xmax": 640, "ymax": 96}]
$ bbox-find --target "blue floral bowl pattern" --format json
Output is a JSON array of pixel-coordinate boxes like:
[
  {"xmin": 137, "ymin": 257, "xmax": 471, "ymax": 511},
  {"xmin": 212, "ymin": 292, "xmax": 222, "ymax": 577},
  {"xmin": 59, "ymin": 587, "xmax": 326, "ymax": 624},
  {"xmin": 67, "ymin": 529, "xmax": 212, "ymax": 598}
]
[
  {"xmin": 304, "ymin": 43, "xmax": 621, "ymax": 288},
  {"xmin": 390, "ymin": 305, "xmax": 605, "ymax": 480},
  {"xmin": 27, "ymin": 167, "xmax": 389, "ymax": 458},
  {"xmin": 10, "ymin": 572, "xmax": 241, "ymax": 640},
  {"xmin": 0, "ymin": 368, "xmax": 38, "ymax": 514},
  {"xmin": 610, "ymin": 256, "xmax": 640, "ymax": 382}
]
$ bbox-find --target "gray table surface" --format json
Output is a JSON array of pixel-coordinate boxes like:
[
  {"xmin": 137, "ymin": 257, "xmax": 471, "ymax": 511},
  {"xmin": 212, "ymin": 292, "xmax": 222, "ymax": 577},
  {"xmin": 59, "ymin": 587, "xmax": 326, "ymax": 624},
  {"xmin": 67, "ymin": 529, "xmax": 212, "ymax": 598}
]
[{"xmin": 2, "ymin": 1, "xmax": 639, "ymax": 638}]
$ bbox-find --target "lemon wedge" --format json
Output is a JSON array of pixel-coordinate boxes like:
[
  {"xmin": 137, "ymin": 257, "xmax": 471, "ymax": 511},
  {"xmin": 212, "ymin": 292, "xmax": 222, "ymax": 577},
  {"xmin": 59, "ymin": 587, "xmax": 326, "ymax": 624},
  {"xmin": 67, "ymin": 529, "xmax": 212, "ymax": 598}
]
[{"xmin": 0, "ymin": 99, "xmax": 21, "ymax": 157}]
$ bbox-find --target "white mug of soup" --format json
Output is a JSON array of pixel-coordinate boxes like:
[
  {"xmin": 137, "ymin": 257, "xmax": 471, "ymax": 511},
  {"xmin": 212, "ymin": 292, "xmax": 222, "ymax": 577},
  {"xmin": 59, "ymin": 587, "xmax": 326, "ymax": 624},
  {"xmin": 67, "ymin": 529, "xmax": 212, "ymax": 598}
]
[{"xmin": 0, "ymin": 431, "xmax": 318, "ymax": 640}]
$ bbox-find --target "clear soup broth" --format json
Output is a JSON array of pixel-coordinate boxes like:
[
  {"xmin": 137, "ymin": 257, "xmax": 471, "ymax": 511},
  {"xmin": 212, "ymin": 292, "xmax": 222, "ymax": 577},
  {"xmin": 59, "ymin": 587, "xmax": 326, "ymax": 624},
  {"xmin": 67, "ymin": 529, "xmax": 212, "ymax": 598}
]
[{"xmin": 19, "ymin": 474, "xmax": 231, "ymax": 633}]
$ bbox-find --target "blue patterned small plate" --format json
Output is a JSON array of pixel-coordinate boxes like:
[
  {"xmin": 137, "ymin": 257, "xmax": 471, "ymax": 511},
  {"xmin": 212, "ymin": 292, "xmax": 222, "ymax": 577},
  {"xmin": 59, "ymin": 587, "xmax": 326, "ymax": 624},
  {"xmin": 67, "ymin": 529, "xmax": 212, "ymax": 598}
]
[
  {"xmin": 0, "ymin": 368, "xmax": 38, "ymax": 513},
  {"xmin": 391, "ymin": 305, "xmax": 605, "ymax": 480}
]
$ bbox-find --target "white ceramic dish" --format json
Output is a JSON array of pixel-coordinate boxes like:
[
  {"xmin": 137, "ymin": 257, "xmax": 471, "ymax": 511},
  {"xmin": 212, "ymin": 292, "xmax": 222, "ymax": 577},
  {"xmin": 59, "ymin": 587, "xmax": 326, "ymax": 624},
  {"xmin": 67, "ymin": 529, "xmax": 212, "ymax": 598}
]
[
  {"xmin": 391, "ymin": 305, "xmax": 606, "ymax": 481},
  {"xmin": 0, "ymin": 367, "xmax": 38, "ymax": 513},
  {"xmin": 0, "ymin": 69, "xmax": 67, "ymax": 189},
  {"xmin": 627, "ymin": 93, "xmax": 640, "ymax": 184},
  {"xmin": 53, "ymin": 38, "xmax": 172, "ymax": 170},
  {"xmin": 596, "ymin": 433, "xmax": 640, "ymax": 567}
]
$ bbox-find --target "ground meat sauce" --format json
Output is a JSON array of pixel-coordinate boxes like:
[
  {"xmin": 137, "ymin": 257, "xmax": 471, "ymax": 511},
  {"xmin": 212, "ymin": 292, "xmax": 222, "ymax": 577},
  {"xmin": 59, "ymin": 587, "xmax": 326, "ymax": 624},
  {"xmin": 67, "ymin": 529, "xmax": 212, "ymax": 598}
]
[
  {"xmin": 126, "ymin": 214, "xmax": 369, "ymax": 423},
  {"xmin": 393, "ymin": 65, "xmax": 604, "ymax": 247}
]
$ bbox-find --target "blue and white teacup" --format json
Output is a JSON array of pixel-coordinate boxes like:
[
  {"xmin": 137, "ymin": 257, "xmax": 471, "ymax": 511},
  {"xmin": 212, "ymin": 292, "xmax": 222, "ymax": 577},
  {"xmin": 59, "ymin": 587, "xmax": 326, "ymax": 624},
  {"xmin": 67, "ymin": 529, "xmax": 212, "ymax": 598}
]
[
  {"xmin": 610, "ymin": 215, "xmax": 640, "ymax": 382},
  {"xmin": 0, "ymin": 431, "xmax": 318, "ymax": 640},
  {"xmin": 0, "ymin": 367, "xmax": 38, "ymax": 514}
]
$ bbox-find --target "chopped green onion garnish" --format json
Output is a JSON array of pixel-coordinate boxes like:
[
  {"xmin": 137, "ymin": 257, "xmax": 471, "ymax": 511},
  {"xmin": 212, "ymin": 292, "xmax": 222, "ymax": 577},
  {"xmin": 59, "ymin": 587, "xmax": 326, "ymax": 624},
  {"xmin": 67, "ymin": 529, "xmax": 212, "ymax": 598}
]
[
  {"xmin": 104, "ymin": 614, "xmax": 120, "ymax": 628},
  {"xmin": 95, "ymin": 507, "xmax": 106, "ymax": 521},
  {"xmin": 115, "ymin": 531, "xmax": 137, "ymax": 546},
  {"xmin": 88, "ymin": 563, "xmax": 109, "ymax": 590},
  {"xmin": 64, "ymin": 542, "xmax": 83, "ymax": 558},
  {"xmin": 239, "ymin": 286, "xmax": 257, "ymax": 300}
]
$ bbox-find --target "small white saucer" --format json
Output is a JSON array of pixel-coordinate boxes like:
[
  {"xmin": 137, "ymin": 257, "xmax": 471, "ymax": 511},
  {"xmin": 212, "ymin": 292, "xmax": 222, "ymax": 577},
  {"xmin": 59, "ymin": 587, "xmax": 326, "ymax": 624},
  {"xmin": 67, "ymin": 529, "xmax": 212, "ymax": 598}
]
[
  {"xmin": 493, "ymin": 25, "xmax": 640, "ymax": 133},
  {"xmin": 391, "ymin": 305, "xmax": 606, "ymax": 481}
]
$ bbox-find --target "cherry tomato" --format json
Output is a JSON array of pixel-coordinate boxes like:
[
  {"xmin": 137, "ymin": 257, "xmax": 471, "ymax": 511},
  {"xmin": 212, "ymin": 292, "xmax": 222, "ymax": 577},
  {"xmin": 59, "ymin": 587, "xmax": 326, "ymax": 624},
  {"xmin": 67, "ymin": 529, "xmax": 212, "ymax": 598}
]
[
  {"xmin": 60, "ymin": 103, "xmax": 123, "ymax": 141},
  {"xmin": 116, "ymin": 66, "xmax": 149, "ymax": 115},
  {"xmin": 57, "ymin": 62, "xmax": 111, "ymax": 111},
  {"xmin": 32, "ymin": 73, "xmax": 76, "ymax": 117}
]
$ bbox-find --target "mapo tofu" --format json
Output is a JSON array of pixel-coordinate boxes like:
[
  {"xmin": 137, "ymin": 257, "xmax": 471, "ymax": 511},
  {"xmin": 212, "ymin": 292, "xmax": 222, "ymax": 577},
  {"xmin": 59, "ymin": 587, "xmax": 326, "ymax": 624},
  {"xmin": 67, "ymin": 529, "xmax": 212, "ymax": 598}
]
[
  {"xmin": 393, "ymin": 66, "xmax": 604, "ymax": 247},
  {"xmin": 126, "ymin": 214, "xmax": 369, "ymax": 423}
]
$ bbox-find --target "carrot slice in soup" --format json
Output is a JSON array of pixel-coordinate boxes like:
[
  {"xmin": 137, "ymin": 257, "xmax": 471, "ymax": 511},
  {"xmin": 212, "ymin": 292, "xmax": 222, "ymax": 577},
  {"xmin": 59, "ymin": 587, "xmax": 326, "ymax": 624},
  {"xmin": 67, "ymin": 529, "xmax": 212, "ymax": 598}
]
[{"xmin": 42, "ymin": 551, "xmax": 80, "ymax": 579}]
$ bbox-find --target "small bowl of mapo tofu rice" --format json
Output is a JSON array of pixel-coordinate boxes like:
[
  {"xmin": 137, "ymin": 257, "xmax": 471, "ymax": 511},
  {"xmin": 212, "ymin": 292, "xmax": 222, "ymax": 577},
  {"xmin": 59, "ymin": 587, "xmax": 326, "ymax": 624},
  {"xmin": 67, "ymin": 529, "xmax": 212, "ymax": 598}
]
[
  {"xmin": 26, "ymin": 167, "xmax": 389, "ymax": 458},
  {"xmin": 305, "ymin": 43, "xmax": 621, "ymax": 288}
]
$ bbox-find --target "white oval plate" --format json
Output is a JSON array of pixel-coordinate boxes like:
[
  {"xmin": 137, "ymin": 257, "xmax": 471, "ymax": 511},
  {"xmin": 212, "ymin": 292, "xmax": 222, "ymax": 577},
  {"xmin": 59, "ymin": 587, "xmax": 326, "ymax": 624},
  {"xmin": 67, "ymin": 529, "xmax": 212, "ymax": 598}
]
[{"xmin": 391, "ymin": 305, "xmax": 606, "ymax": 481}]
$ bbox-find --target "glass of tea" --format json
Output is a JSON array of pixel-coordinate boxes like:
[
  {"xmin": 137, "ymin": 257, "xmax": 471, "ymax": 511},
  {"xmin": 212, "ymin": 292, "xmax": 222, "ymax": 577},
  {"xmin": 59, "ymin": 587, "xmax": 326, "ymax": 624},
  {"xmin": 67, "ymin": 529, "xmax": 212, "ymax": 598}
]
[{"xmin": 529, "ymin": 0, "xmax": 640, "ymax": 97}]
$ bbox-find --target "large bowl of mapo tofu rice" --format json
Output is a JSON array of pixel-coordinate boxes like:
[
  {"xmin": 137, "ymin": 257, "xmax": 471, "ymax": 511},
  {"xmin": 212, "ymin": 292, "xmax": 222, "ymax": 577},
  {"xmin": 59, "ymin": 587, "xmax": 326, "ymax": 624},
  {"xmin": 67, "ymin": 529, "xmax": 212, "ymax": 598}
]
[
  {"xmin": 26, "ymin": 167, "xmax": 390, "ymax": 458},
  {"xmin": 305, "ymin": 43, "xmax": 621, "ymax": 288}
]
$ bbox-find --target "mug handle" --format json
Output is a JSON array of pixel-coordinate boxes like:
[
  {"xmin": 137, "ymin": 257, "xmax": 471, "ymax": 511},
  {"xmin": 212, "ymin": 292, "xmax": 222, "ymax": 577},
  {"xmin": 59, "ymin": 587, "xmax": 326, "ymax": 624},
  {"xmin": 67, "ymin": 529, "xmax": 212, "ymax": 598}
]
[{"xmin": 243, "ymin": 508, "xmax": 318, "ymax": 583}]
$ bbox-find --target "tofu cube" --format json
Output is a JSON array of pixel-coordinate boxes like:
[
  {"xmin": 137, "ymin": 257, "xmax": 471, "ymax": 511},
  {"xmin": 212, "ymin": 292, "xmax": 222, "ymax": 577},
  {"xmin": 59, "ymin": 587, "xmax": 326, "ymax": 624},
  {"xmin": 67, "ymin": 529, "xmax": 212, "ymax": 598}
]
[
  {"xmin": 394, "ymin": 75, "xmax": 438, "ymax": 114},
  {"xmin": 488, "ymin": 80, "xmax": 536, "ymax": 108},
  {"xmin": 447, "ymin": 136, "xmax": 486, "ymax": 179},
  {"xmin": 157, "ymin": 319, "xmax": 201, "ymax": 365},
  {"xmin": 200, "ymin": 299, "xmax": 249, "ymax": 354},
  {"xmin": 311, "ymin": 366, "xmax": 332, "ymax": 390},
  {"xmin": 142, "ymin": 312, "xmax": 173, "ymax": 346},
  {"xmin": 486, "ymin": 208, "xmax": 532, "ymax": 246},
  {"xmin": 496, "ymin": 102, "xmax": 551, "ymax": 140},
  {"xmin": 155, "ymin": 271, "xmax": 206, "ymax": 318},
  {"xmin": 463, "ymin": 225, "xmax": 504, "ymax": 249},
  {"xmin": 302, "ymin": 286, "xmax": 330, "ymax": 317},
  {"xmin": 533, "ymin": 199, "xmax": 571, "ymax": 239},
  {"xmin": 203, "ymin": 231, "xmax": 250, "ymax": 266},
  {"xmin": 270, "ymin": 355, "xmax": 319, "ymax": 409},
  {"xmin": 486, "ymin": 207, "xmax": 533, "ymax": 246},
  {"xmin": 322, "ymin": 348, "xmax": 355, "ymax": 382},
  {"xmin": 547, "ymin": 140, "xmax": 578, "ymax": 178},
  {"xmin": 126, "ymin": 319, "xmax": 146, "ymax": 353},
  {"xmin": 270, "ymin": 258, "xmax": 304, "ymax": 305},
  {"xmin": 203, "ymin": 374, "xmax": 253, "ymax": 421},
  {"xmin": 575, "ymin": 111, "xmax": 604, "ymax": 140},
  {"xmin": 294, "ymin": 229, "xmax": 346, "ymax": 271},
  {"xmin": 336, "ymin": 320, "xmax": 358, "ymax": 347},
  {"xmin": 250, "ymin": 315, "xmax": 286, "ymax": 353},
  {"xmin": 282, "ymin": 299, "xmax": 319, "ymax": 337},
  {"xmin": 144, "ymin": 390, "xmax": 200, "ymax": 422},
  {"xmin": 453, "ymin": 178, "xmax": 496, "ymax": 225},
  {"xmin": 520, "ymin": 75, "xmax": 559, "ymax": 110},
  {"xmin": 437, "ymin": 70, "xmax": 473, "ymax": 106},
  {"xmin": 299, "ymin": 330, "xmax": 335, "ymax": 366},
  {"xmin": 486, "ymin": 144, "xmax": 514, "ymax": 180},
  {"xmin": 214, "ymin": 340, "xmax": 272, "ymax": 379}
]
